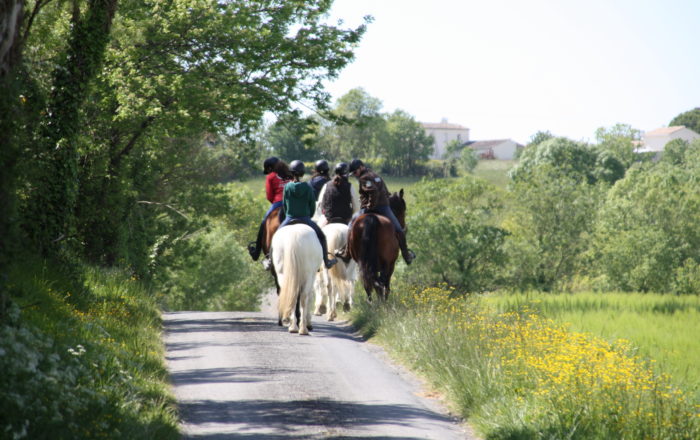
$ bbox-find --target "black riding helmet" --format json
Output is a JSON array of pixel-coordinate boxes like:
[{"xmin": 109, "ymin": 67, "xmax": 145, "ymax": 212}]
[
  {"xmin": 348, "ymin": 159, "xmax": 364, "ymax": 173},
  {"xmin": 334, "ymin": 162, "xmax": 349, "ymax": 176},
  {"xmin": 314, "ymin": 159, "xmax": 330, "ymax": 174},
  {"xmin": 263, "ymin": 156, "xmax": 279, "ymax": 174},
  {"xmin": 289, "ymin": 160, "xmax": 305, "ymax": 177}
]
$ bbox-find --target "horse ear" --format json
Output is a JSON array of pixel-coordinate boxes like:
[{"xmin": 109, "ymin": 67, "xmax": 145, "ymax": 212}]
[{"xmin": 399, "ymin": 188, "xmax": 404, "ymax": 198}]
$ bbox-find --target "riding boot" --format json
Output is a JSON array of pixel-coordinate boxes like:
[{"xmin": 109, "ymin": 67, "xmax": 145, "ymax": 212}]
[
  {"xmin": 314, "ymin": 229, "xmax": 337, "ymax": 269},
  {"xmin": 334, "ymin": 244, "xmax": 351, "ymax": 264},
  {"xmin": 397, "ymin": 231, "xmax": 415, "ymax": 265},
  {"xmin": 247, "ymin": 222, "xmax": 265, "ymax": 261}
]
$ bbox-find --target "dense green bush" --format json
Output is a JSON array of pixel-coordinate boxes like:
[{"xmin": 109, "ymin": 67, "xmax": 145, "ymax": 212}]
[
  {"xmin": 504, "ymin": 165, "xmax": 605, "ymax": 291},
  {"xmin": 404, "ymin": 176, "xmax": 508, "ymax": 292},
  {"xmin": 592, "ymin": 162, "xmax": 700, "ymax": 292},
  {"xmin": 158, "ymin": 223, "xmax": 268, "ymax": 311}
]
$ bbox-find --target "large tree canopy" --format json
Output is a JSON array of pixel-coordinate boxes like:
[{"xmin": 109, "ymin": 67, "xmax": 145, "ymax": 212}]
[{"xmin": 4, "ymin": 0, "xmax": 368, "ymax": 272}]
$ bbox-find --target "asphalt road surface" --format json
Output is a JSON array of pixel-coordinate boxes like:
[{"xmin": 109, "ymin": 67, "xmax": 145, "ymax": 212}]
[{"xmin": 163, "ymin": 292, "xmax": 476, "ymax": 439}]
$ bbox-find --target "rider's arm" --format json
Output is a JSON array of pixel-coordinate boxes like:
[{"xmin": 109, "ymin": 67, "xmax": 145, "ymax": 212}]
[
  {"xmin": 265, "ymin": 173, "xmax": 275, "ymax": 203},
  {"xmin": 350, "ymin": 184, "xmax": 360, "ymax": 214}
]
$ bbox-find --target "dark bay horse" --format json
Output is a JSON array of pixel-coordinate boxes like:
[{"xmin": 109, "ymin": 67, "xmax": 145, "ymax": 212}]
[{"xmin": 348, "ymin": 189, "xmax": 406, "ymax": 301}]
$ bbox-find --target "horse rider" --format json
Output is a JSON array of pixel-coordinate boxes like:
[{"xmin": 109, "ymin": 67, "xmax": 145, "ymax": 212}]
[
  {"xmin": 247, "ymin": 157, "xmax": 292, "ymax": 261},
  {"xmin": 309, "ymin": 159, "xmax": 331, "ymax": 201},
  {"xmin": 335, "ymin": 159, "xmax": 415, "ymax": 265},
  {"xmin": 279, "ymin": 160, "xmax": 337, "ymax": 269},
  {"xmin": 317, "ymin": 162, "xmax": 359, "ymax": 225}
]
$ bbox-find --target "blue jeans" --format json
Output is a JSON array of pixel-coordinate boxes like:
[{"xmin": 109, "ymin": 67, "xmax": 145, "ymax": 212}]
[
  {"xmin": 348, "ymin": 205, "xmax": 404, "ymax": 234},
  {"xmin": 262, "ymin": 200, "xmax": 284, "ymax": 222}
]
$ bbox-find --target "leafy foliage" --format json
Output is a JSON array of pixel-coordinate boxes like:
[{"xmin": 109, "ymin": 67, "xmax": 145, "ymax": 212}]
[
  {"xmin": 405, "ymin": 177, "xmax": 508, "ymax": 292},
  {"xmin": 669, "ymin": 107, "xmax": 700, "ymax": 135},
  {"xmin": 504, "ymin": 166, "xmax": 605, "ymax": 291},
  {"xmin": 592, "ymin": 161, "xmax": 700, "ymax": 292}
]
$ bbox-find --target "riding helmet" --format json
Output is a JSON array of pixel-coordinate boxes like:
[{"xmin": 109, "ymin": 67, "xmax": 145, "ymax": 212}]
[
  {"xmin": 348, "ymin": 158, "xmax": 364, "ymax": 173},
  {"xmin": 289, "ymin": 160, "xmax": 305, "ymax": 176},
  {"xmin": 263, "ymin": 156, "xmax": 279, "ymax": 174},
  {"xmin": 334, "ymin": 162, "xmax": 349, "ymax": 176},
  {"xmin": 314, "ymin": 159, "xmax": 330, "ymax": 174}
]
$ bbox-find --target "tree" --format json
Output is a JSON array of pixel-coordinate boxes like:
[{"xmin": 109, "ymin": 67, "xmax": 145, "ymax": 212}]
[
  {"xmin": 406, "ymin": 177, "xmax": 507, "ymax": 292},
  {"xmin": 509, "ymin": 136, "xmax": 624, "ymax": 184},
  {"xmin": 670, "ymin": 107, "xmax": 700, "ymax": 135},
  {"xmin": 324, "ymin": 87, "xmax": 385, "ymax": 159},
  {"xmin": 380, "ymin": 109, "xmax": 433, "ymax": 175},
  {"xmin": 591, "ymin": 162, "xmax": 700, "ymax": 292},
  {"xmin": 505, "ymin": 165, "xmax": 604, "ymax": 291},
  {"xmin": 264, "ymin": 112, "xmax": 321, "ymax": 161},
  {"xmin": 12, "ymin": 0, "xmax": 369, "ymax": 273},
  {"xmin": 594, "ymin": 123, "xmax": 641, "ymax": 168}
]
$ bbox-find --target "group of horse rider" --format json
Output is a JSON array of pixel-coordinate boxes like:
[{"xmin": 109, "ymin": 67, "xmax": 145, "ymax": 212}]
[{"xmin": 247, "ymin": 156, "xmax": 415, "ymax": 271}]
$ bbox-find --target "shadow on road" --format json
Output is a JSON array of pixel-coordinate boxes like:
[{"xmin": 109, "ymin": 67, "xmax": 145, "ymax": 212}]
[{"xmin": 180, "ymin": 398, "xmax": 450, "ymax": 440}]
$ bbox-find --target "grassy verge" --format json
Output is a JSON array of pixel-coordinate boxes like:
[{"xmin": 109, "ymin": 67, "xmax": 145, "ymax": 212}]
[
  {"xmin": 350, "ymin": 285, "xmax": 699, "ymax": 439},
  {"xmin": 1, "ymin": 256, "xmax": 179, "ymax": 439}
]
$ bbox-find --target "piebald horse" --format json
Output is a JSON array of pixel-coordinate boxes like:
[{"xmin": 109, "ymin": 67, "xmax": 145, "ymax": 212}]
[
  {"xmin": 348, "ymin": 189, "xmax": 407, "ymax": 301},
  {"xmin": 271, "ymin": 224, "xmax": 322, "ymax": 335}
]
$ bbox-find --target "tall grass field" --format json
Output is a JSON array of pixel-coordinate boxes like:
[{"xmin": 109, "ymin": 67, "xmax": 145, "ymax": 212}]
[
  {"xmin": 485, "ymin": 291, "xmax": 700, "ymax": 402},
  {"xmin": 350, "ymin": 286, "xmax": 700, "ymax": 439}
]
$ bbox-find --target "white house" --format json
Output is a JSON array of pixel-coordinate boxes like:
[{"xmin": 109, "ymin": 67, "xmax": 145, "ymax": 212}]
[
  {"xmin": 421, "ymin": 119, "xmax": 470, "ymax": 159},
  {"xmin": 636, "ymin": 126, "xmax": 700, "ymax": 153},
  {"xmin": 465, "ymin": 139, "xmax": 522, "ymax": 160}
]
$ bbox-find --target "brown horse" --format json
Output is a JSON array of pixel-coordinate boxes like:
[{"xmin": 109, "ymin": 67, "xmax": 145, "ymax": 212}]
[{"xmin": 348, "ymin": 189, "xmax": 406, "ymax": 301}]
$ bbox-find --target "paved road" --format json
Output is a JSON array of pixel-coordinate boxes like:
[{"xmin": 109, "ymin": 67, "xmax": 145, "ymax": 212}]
[{"xmin": 163, "ymin": 293, "xmax": 475, "ymax": 439}]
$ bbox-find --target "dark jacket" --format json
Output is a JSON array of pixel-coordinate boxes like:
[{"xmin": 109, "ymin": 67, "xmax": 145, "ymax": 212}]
[
  {"xmin": 357, "ymin": 169, "xmax": 390, "ymax": 210},
  {"xmin": 310, "ymin": 175, "xmax": 330, "ymax": 201},
  {"xmin": 321, "ymin": 178, "xmax": 353, "ymax": 222},
  {"xmin": 283, "ymin": 181, "xmax": 316, "ymax": 218}
]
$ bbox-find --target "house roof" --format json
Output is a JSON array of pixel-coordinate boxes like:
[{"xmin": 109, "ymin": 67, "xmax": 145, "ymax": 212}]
[
  {"xmin": 421, "ymin": 121, "xmax": 469, "ymax": 130},
  {"xmin": 644, "ymin": 126, "xmax": 686, "ymax": 136},
  {"xmin": 465, "ymin": 139, "xmax": 515, "ymax": 150}
]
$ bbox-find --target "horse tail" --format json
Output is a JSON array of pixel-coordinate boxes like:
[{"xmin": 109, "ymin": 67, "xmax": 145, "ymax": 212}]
[
  {"xmin": 278, "ymin": 238, "xmax": 302, "ymax": 322},
  {"xmin": 360, "ymin": 215, "xmax": 379, "ymax": 293}
]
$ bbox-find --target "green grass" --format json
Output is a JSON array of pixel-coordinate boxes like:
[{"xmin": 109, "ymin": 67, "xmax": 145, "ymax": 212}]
[
  {"xmin": 484, "ymin": 291, "xmax": 700, "ymax": 401},
  {"xmin": 2, "ymin": 256, "xmax": 179, "ymax": 439},
  {"xmin": 350, "ymin": 286, "xmax": 700, "ymax": 439},
  {"xmin": 473, "ymin": 159, "xmax": 515, "ymax": 188}
]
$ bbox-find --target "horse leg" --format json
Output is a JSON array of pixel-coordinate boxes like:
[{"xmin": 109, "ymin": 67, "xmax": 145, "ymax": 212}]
[
  {"xmin": 313, "ymin": 270, "xmax": 326, "ymax": 316},
  {"xmin": 327, "ymin": 272, "xmax": 337, "ymax": 321},
  {"xmin": 288, "ymin": 295, "xmax": 300, "ymax": 333}
]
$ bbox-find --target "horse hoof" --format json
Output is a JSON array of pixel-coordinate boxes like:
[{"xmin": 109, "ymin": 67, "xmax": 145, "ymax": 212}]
[
  {"xmin": 307, "ymin": 324, "xmax": 313, "ymax": 331},
  {"xmin": 299, "ymin": 328, "xmax": 309, "ymax": 336},
  {"xmin": 343, "ymin": 303, "xmax": 351, "ymax": 312},
  {"xmin": 289, "ymin": 327, "xmax": 299, "ymax": 333}
]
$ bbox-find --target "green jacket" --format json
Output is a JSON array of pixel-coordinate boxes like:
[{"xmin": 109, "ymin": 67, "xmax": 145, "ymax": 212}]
[{"xmin": 283, "ymin": 181, "xmax": 316, "ymax": 218}]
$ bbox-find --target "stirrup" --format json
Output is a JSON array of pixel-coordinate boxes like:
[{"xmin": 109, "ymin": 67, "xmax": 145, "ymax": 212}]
[
  {"xmin": 334, "ymin": 248, "xmax": 351, "ymax": 264},
  {"xmin": 325, "ymin": 258, "xmax": 338, "ymax": 269}
]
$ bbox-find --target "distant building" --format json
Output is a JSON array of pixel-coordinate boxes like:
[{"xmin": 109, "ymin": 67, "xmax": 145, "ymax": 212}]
[
  {"xmin": 421, "ymin": 119, "xmax": 470, "ymax": 159},
  {"xmin": 636, "ymin": 126, "xmax": 700, "ymax": 154},
  {"xmin": 465, "ymin": 139, "xmax": 523, "ymax": 160}
]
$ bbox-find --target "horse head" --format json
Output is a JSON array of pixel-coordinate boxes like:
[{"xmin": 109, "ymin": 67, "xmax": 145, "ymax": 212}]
[{"xmin": 389, "ymin": 188, "xmax": 406, "ymax": 230}]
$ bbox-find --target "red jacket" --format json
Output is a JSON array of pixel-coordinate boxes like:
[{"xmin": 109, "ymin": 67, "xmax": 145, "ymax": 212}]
[{"xmin": 265, "ymin": 172, "xmax": 288, "ymax": 203}]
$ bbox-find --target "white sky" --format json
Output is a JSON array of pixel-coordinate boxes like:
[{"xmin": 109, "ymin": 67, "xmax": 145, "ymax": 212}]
[{"xmin": 323, "ymin": 0, "xmax": 700, "ymax": 144}]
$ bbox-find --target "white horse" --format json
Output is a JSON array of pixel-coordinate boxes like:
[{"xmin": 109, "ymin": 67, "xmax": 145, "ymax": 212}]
[
  {"xmin": 314, "ymin": 223, "xmax": 357, "ymax": 321},
  {"xmin": 271, "ymin": 224, "xmax": 322, "ymax": 335}
]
